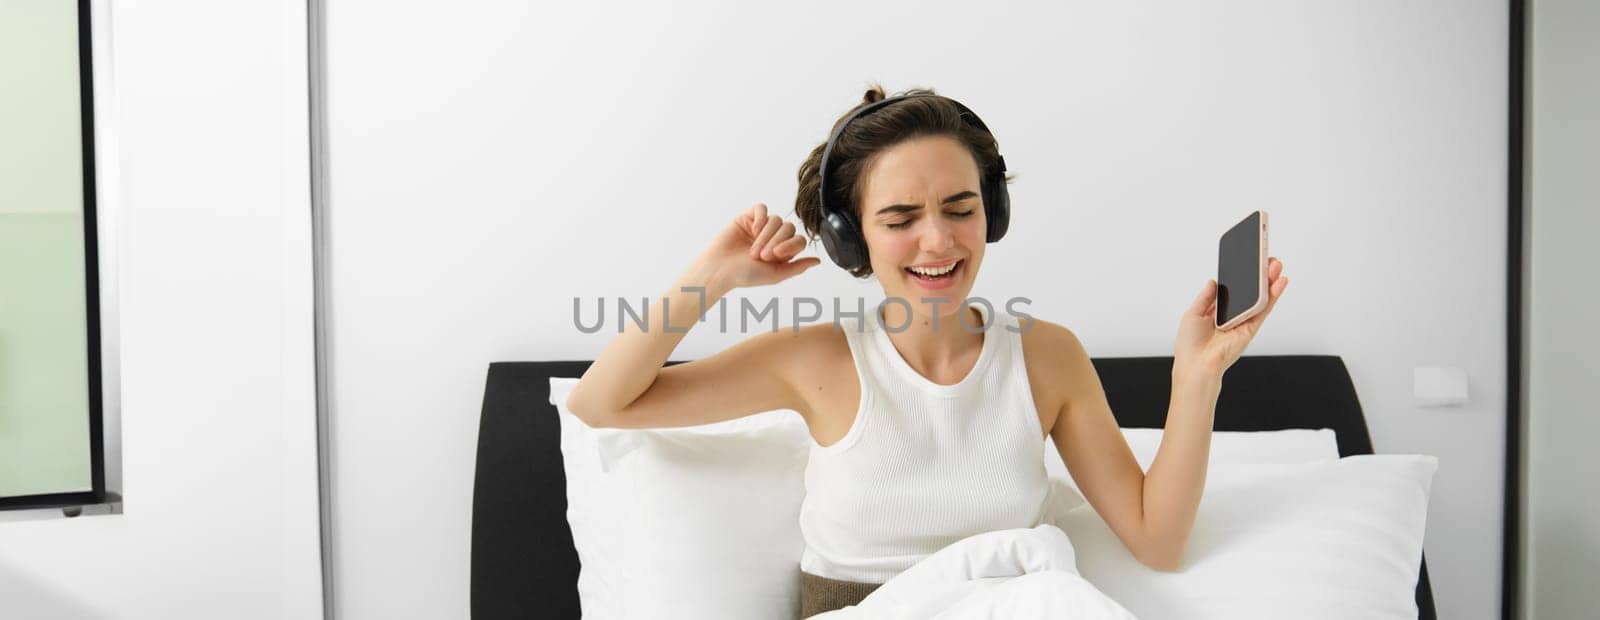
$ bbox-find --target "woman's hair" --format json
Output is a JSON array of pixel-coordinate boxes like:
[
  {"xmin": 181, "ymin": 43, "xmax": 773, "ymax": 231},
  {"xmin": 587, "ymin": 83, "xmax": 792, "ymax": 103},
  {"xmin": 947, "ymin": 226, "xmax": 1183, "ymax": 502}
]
[{"xmin": 794, "ymin": 83, "xmax": 1015, "ymax": 279}]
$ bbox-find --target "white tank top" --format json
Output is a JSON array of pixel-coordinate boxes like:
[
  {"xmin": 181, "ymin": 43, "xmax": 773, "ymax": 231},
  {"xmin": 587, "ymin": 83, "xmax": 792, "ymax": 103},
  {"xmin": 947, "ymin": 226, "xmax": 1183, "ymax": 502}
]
[{"xmin": 798, "ymin": 301, "xmax": 1052, "ymax": 584}]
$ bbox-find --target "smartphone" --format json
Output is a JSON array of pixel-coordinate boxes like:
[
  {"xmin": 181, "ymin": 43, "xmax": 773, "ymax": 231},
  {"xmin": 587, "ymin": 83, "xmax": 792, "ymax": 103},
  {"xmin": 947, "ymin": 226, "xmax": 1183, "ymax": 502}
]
[{"xmin": 1216, "ymin": 210, "xmax": 1269, "ymax": 330}]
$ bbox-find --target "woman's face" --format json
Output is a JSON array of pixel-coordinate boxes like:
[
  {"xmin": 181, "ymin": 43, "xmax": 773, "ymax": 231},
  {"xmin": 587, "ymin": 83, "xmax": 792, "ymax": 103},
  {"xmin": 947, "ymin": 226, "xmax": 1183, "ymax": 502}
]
[{"xmin": 857, "ymin": 135, "xmax": 987, "ymax": 323}]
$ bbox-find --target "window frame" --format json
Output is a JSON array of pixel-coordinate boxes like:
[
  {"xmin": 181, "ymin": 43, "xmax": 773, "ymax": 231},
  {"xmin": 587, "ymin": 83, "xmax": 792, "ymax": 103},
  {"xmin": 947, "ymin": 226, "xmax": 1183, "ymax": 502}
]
[{"xmin": 0, "ymin": 0, "xmax": 107, "ymax": 512}]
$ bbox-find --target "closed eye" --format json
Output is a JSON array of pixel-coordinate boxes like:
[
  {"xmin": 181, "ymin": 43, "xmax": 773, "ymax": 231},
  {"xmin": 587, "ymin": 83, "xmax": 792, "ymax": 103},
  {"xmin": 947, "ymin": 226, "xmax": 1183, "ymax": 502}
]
[{"xmin": 886, "ymin": 210, "xmax": 976, "ymax": 230}]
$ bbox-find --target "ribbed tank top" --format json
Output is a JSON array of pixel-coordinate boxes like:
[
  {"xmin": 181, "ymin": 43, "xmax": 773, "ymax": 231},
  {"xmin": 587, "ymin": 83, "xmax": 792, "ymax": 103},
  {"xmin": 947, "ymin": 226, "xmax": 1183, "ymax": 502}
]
[{"xmin": 798, "ymin": 301, "xmax": 1053, "ymax": 584}]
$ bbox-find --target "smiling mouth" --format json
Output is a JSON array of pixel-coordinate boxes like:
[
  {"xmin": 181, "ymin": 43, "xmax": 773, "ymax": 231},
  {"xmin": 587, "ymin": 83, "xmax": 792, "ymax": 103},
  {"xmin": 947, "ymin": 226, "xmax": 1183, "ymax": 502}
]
[{"xmin": 905, "ymin": 259, "xmax": 963, "ymax": 281}]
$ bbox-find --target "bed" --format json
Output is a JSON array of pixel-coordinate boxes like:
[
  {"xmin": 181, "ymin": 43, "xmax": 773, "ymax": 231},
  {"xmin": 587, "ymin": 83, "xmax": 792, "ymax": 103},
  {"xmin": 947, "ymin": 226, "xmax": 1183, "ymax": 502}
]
[{"xmin": 469, "ymin": 354, "xmax": 1436, "ymax": 619}]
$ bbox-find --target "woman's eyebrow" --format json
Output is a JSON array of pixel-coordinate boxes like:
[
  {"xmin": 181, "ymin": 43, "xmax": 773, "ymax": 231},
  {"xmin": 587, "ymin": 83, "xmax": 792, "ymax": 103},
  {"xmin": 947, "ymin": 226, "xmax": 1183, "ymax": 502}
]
[{"xmin": 874, "ymin": 190, "xmax": 979, "ymax": 217}]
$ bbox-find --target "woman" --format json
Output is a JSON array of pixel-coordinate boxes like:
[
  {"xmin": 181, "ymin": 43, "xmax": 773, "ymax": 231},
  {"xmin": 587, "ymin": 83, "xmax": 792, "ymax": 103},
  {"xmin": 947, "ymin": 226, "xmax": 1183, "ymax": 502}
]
[{"xmin": 566, "ymin": 84, "xmax": 1289, "ymax": 617}]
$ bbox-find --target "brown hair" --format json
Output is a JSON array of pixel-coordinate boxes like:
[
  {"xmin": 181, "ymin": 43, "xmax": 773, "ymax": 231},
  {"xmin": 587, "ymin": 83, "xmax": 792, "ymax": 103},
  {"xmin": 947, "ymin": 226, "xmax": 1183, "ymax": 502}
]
[{"xmin": 793, "ymin": 83, "xmax": 1015, "ymax": 279}]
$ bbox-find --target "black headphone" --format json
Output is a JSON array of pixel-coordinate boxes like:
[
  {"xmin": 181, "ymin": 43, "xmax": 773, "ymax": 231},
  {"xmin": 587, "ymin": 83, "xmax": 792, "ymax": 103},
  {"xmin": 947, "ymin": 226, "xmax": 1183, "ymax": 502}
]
[{"xmin": 816, "ymin": 93, "xmax": 1010, "ymax": 273}]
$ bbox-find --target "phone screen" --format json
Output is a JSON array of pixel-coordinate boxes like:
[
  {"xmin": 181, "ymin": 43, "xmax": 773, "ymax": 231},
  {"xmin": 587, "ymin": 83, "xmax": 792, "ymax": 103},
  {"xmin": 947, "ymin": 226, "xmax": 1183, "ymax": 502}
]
[{"xmin": 1216, "ymin": 211, "xmax": 1262, "ymax": 328}]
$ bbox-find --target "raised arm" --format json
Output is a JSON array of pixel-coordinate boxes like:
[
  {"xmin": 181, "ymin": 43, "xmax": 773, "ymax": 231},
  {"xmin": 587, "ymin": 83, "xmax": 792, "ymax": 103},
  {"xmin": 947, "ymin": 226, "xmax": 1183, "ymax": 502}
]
[
  {"xmin": 1051, "ymin": 259, "xmax": 1288, "ymax": 571},
  {"xmin": 565, "ymin": 203, "xmax": 822, "ymax": 429}
]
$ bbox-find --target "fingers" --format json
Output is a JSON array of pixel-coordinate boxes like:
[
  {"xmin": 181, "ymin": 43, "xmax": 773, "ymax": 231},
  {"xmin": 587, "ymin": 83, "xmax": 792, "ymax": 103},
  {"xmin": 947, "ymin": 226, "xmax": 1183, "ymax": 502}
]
[
  {"xmin": 750, "ymin": 203, "xmax": 768, "ymax": 236},
  {"xmin": 1258, "ymin": 258, "xmax": 1287, "ymax": 317},
  {"xmin": 1235, "ymin": 259, "xmax": 1288, "ymax": 331},
  {"xmin": 1261, "ymin": 259, "xmax": 1288, "ymax": 309},
  {"xmin": 760, "ymin": 222, "xmax": 797, "ymax": 260},
  {"xmin": 738, "ymin": 203, "xmax": 763, "ymax": 234},
  {"xmin": 739, "ymin": 200, "xmax": 812, "ymax": 266},
  {"xmin": 1188, "ymin": 279, "xmax": 1216, "ymax": 317},
  {"xmin": 783, "ymin": 256, "xmax": 822, "ymax": 276},
  {"xmin": 1263, "ymin": 274, "xmax": 1288, "ymax": 314},
  {"xmin": 750, "ymin": 214, "xmax": 782, "ymax": 257},
  {"xmin": 1243, "ymin": 272, "xmax": 1289, "ymax": 332},
  {"xmin": 770, "ymin": 234, "xmax": 808, "ymax": 260}
]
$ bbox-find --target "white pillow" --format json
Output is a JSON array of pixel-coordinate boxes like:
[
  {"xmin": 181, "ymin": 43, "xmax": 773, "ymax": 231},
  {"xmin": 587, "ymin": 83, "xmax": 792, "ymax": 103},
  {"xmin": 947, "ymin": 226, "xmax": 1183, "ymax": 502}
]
[
  {"xmin": 1043, "ymin": 428, "xmax": 1340, "ymax": 508},
  {"xmin": 1127, "ymin": 427, "xmax": 1340, "ymax": 468},
  {"xmin": 1045, "ymin": 454, "xmax": 1438, "ymax": 620},
  {"xmin": 549, "ymin": 377, "xmax": 811, "ymax": 620},
  {"xmin": 552, "ymin": 373, "xmax": 1352, "ymax": 618}
]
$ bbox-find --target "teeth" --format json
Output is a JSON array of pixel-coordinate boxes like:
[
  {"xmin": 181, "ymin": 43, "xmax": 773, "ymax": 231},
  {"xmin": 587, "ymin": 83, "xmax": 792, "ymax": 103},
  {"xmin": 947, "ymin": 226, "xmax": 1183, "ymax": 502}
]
[{"xmin": 908, "ymin": 261, "xmax": 959, "ymax": 276}]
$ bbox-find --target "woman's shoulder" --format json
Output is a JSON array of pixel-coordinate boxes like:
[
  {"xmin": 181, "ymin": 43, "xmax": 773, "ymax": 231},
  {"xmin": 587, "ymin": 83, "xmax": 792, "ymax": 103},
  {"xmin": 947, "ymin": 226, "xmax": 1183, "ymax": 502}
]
[
  {"xmin": 789, "ymin": 321, "xmax": 858, "ymax": 364},
  {"xmin": 1016, "ymin": 316, "xmax": 1079, "ymax": 363},
  {"xmin": 730, "ymin": 321, "xmax": 852, "ymax": 366},
  {"xmin": 1017, "ymin": 317, "xmax": 1090, "ymax": 416},
  {"xmin": 731, "ymin": 323, "xmax": 854, "ymax": 386}
]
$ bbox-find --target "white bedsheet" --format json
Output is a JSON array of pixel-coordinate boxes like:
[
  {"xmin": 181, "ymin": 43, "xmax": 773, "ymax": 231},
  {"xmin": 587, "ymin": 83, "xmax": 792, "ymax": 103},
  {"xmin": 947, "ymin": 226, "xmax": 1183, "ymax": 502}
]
[{"xmin": 808, "ymin": 523, "xmax": 1137, "ymax": 619}]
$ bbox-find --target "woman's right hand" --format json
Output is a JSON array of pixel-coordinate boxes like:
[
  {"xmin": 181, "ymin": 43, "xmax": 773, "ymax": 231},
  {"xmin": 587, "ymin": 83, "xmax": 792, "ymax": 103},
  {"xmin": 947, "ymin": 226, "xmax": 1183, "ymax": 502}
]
[{"xmin": 697, "ymin": 203, "xmax": 822, "ymax": 291}]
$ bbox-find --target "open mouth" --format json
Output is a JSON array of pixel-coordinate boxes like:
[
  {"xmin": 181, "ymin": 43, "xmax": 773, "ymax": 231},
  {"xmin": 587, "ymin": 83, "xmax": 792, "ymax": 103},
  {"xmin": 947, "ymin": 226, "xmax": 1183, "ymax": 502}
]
[{"xmin": 904, "ymin": 259, "xmax": 964, "ymax": 282}]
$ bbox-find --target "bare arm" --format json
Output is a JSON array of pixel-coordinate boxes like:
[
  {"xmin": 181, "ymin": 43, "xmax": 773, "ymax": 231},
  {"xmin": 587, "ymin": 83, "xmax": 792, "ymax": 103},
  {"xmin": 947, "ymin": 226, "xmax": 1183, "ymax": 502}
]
[
  {"xmin": 1137, "ymin": 372, "xmax": 1223, "ymax": 568},
  {"xmin": 565, "ymin": 259, "xmax": 731, "ymax": 420},
  {"xmin": 1051, "ymin": 259, "xmax": 1288, "ymax": 571},
  {"xmin": 565, "ymin": 203, "xmax": 822, "ymax": 428},
  {"xmin": 1046, "ymin": 325, "xmax": 1221, "ymax": 571}
]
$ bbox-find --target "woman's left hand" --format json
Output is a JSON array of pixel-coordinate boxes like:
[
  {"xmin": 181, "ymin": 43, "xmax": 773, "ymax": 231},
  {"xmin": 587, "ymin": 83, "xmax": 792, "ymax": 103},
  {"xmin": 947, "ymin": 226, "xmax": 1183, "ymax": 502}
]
[{"xmin": 1174, "ymin": 257, "xmax": 1289, "ymax": 381}]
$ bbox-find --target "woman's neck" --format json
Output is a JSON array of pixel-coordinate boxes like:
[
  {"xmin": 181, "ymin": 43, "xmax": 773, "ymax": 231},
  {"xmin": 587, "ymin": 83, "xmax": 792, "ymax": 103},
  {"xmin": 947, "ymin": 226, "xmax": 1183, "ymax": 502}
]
[{"xmin": 878, "ymin": 302, "xmax": 986, "ymax": 380}]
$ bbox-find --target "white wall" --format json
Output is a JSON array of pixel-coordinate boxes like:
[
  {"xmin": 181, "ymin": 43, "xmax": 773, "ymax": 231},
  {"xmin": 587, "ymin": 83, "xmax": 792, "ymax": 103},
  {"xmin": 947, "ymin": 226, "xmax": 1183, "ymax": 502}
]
[
  {"xmin": 1524, "ymin": 0, "xmax": 1600, "ymax": 617},
  {"xmin": 0, "ymin": 1, "xmax": 324, "ymax": 618},
  {"xmin": 325, "ymin": 1, "xmax": 1508, "ymax": 617}
]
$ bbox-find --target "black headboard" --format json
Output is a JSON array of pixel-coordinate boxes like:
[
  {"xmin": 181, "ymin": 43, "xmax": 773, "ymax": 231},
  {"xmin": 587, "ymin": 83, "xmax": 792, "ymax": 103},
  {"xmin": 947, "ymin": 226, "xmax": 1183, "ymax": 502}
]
[{"xmin": 470, "ymin": 355, "xmax": 1435, "ymax": 619}]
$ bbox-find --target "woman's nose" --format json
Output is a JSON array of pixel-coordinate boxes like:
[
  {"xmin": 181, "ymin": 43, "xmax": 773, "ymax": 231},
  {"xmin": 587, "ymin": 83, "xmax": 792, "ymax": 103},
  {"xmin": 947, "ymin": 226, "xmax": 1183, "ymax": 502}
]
[{"xmin": 919, "ymin": 218, "xmax": 955, "ymax": 253}]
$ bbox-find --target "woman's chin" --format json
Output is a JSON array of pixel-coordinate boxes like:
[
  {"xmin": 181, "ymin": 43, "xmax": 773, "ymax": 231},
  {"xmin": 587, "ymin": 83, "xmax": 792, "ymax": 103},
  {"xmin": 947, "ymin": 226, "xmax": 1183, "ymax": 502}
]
[{"xmin": 892, "ymin": 287, "xmax": 975, "ymax": 320}]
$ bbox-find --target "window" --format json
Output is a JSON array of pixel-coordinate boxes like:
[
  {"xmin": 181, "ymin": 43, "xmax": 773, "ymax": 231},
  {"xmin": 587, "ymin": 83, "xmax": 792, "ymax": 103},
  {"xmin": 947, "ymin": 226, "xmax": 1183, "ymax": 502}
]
[{"xmin": 0, "ymin": 0, "xmax": 106, "ymax": 511}]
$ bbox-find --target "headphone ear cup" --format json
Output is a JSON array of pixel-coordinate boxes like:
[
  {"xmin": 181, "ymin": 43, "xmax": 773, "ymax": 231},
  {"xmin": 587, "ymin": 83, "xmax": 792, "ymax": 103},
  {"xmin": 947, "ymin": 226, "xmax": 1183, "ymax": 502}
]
[
  {"xmin": 819, "ymin": 210, "xmax": 869, "ymax": 272},
  {"xmin": 984, "ymin": 173, "xmax": 1010, "ymax": 243}
]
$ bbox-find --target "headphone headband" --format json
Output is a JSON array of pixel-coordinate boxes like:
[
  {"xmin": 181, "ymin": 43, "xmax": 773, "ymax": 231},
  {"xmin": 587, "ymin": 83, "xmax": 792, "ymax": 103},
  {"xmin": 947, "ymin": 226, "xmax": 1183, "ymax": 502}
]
[
  {"xmin": 814, "ymin": 93, "xmax": 1011, "ymax": 273},
  {"xmin": 817, "ymin": 94, "xmax": 1006, "ymax": 222}
]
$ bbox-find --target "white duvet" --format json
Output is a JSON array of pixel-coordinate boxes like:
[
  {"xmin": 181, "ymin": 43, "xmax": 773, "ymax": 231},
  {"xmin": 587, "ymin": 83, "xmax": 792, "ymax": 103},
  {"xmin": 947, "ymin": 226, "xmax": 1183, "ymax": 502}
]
[{"xmin": 808, "ymin": 523, "xmax": 1137, "ymax": 620}]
